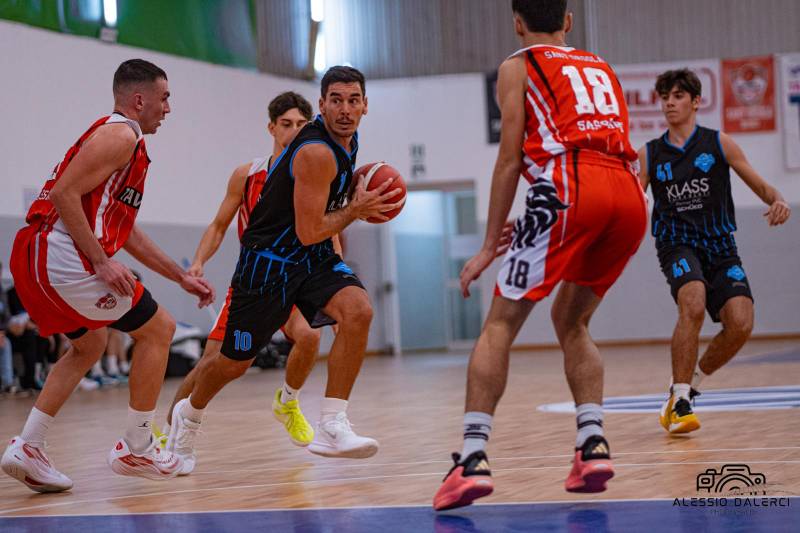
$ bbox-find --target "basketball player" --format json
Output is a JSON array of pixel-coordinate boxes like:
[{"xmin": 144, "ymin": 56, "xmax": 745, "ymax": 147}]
[
  {"xmin": 1, "ymin": 59, "xmax": 215, "ymax": 493},
  {"xmin": 433, "ymin": 0, "xmax": 648, "ymax": 510},
  {"xmin": 161, "ymin": 92, "xmax": 338, "ymax": 469},
  {"xmin": 638, "ymin": 69, "xmax": 791, "ymax": 434},
  {"xmin": 167, "ymin": 66, "xmax": 403, "ymax": 467}
]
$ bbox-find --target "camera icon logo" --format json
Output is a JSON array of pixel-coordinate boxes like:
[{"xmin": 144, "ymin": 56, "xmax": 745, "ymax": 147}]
[{"xmin": 696, "ymin": 464, "xmax": 767, "ymax": 495}]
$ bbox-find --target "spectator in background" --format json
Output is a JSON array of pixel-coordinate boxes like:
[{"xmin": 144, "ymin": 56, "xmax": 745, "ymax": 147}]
[{"xmin": 0, "ymin": 261, "xmax": 14, "ymax": 394}]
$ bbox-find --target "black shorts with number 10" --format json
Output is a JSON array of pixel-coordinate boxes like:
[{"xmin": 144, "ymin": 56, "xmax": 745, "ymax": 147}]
[{"xmin": 221, "ymin": 245, "xmax": 364, "ymax": 361}]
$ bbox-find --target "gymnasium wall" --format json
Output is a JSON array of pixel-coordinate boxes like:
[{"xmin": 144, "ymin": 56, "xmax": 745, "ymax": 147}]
[{"xmin": 1, "ymin": 20, "xmax": 798, "ymax": 350}]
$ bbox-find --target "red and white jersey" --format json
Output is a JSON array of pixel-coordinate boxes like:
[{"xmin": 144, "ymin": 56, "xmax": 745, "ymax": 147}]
[
  {"xmin": 26, "ymin": 113, "xmax": 149, "ymax": 258},
  {"xmin": 236, "ymin": 157, "xmax": 270, "ymax": 239},
  {"xmin": 513, "ymin": 45, "xmax": 635, "ymax": 182}
]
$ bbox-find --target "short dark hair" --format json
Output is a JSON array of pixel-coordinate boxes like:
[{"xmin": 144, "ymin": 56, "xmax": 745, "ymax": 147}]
[
  {"xmin": 268, "ymin": 91, "xmax": 313, "ymax": 123},
  {"xmin": 320, "ymin": 66, "xmax": 366, "ymax": 98},
  {"xmin": 655, "ymin": 69, "xmax": 702, "ymax": 100},
  {"xmin": 113, "ymin": 59, "xmax": 167, "ymax": 93},
  {"xmin": 512, "ymin": 0, "xmax": 567, "ymax": 33}
]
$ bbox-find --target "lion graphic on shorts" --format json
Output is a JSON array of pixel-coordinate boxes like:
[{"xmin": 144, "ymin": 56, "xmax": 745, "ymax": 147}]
[{"xmin": 511, "ymin": 180, "xmax": 569, "ymax": 251}]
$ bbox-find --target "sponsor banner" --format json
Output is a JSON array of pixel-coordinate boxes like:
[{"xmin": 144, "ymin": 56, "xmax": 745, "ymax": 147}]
[
  {"xmin": 722, "ymin": 55, "xmax": 776, "ymax": 133},
  {"xmin": 485, "ymin": 70, "xmax": 501, "ymax": 144},
  {"xmin": 616, "ymin": 59, "xmax": 721, "ymax": 145},
  {"xmin": 780, "ymin": 53, "xmax": 800, "ymax": 170}
]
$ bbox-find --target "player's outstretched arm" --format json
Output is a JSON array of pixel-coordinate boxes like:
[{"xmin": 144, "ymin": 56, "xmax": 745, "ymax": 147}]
[
  {"xmin": 49, "ymin": 124, "xmax": 139, "ymax": 297},
  {"xmin": 637, "ymin": 146, "xmax": 651, "ymax": 192},
  {"xmin": 460, "ymin": 56, "xmax": 526, "ymax": 297},
  {"xmin": 719, "ymin": 132, "xmax": 791, "ymax": 226},
  {"xmin": 123, "ymin": 225, "xmax": 215, "ymax": 307},
  {"xmin": 189, "ymin": 163, "xmax": 249, "ymax": 276},
  {"xmin": 293, "ymin": 144, "xmax": 401, "ymax": 245}
]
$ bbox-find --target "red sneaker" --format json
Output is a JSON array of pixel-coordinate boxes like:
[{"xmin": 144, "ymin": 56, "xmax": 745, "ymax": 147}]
[
  {"xmin": 433, "ymin": 451, "xmax": 494, "ymax": 511},
  {"xmin": 565, "ymin": 435, "xmax": 615, "ymax": 493}
]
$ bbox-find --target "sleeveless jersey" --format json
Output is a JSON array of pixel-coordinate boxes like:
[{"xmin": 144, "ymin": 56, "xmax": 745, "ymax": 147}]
[
  {"xmin": 25, "ymin": 113, "xmax": 149, "ymax": 258},
  {"xmin": 237, "ymin": 157, "xmax": 270, "ymax": 239},
  {"xmin": 235, "ymin": 115, "xmax": 357, "ymax": 291},
  {"xmin": 513, "ymin": 44, "xmax": 635, "ymax": 181},
  {"xmin": 646, "ymin": 126, "xmax": 737, "ymax": 254}
]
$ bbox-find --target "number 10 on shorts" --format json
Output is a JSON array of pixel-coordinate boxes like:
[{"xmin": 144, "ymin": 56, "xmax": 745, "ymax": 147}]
[
  {"xmin": 233, "ymin": 330, "xmax": 252, "ymax": 351},
  {"xmin": 505, "ymin": 258, "xmax": 530, "ymax": 289}
]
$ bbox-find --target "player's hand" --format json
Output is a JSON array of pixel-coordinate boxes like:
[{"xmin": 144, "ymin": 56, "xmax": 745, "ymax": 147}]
[
  {"xmin": 180, "ymin": 274, "xmax": 215, "ymax": 308},
  {"xmin": 349, "ymin": 175, "xmax": 404, "ymax": 222},
  {"xmin": 187, "ymin": 262, "xmax": 204, "ymax": 277},
  {"xmin": 460, "ymin": 248, "xmax": 496, "ymax": 298},
  {"xmin": 94, "ymin": 257, "xmax": 137, "ymax": 297},
  {"xmin": 495, "ymin": 221, "xmax": 515, "ymax": 258},
  {"xmin": 764, "ymin": 200, "xmax": 791, "ymax": 226}
]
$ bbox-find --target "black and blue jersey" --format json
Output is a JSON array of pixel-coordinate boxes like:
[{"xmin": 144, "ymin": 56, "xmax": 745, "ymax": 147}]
[{"xmin": 646, "ymin": 126, "xmax": 737, "ymax": 256}]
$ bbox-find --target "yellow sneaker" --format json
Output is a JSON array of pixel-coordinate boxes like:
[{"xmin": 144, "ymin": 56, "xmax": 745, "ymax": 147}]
[
  {"xmin": 272, "ymin": 388, "xmax": 314, "ymax": 447},
  {"xmin": 151, "ymin": 422, "xmax": 169, "ymax": 448},
  {"xmin": 659, "ymin": 390, "xmax": 701, "ymax": 434}
]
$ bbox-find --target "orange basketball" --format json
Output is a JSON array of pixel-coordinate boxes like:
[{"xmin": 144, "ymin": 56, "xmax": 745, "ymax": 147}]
[{"xmin": 353, "ymin": 162, "xmax": 407, "ymax": 223}]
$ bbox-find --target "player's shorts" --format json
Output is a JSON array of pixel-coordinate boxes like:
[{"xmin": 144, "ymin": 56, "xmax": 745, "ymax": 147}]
[
  {"xmin": 9, "ymin": 225, "xmax": 158, "ymax": 337},
  {"xmin": 657, "ymin": 244, "xmax": 753, "ymax": 322},
  {"xmin": 496, "ymin": 151, "xmax": 647, "ymax": 302},
  {"xmin": 221, "ymin": 252, "xmax": 363, "ymax": 361},
  {"xmin": 207, "ymin": 287, "xmax": 296, "ymax": 343}
]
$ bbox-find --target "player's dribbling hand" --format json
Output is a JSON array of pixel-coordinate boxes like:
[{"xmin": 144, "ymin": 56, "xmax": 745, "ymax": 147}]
[
  {"xmin": 95, "ymin": 258, "xmax": 137, "ymax": 297},
  {"xmin": 460, "ymin": 248, "xmax": 496, "ymax": 298},
  {"xmin": 180, "ymin": 274, "xmax": 215, "ymax": 308},
  {"xmin": 350, "ymin": 175, "xmax": 404, "ymax": 222},
  {"xmin": 764, "ymin": 200, "xmax": 791, "ymax": 226}
]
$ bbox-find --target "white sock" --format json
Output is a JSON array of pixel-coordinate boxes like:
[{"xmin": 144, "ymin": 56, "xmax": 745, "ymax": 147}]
[
  {"xmin": 90, "ymin": 360, "xmax": 104, "ymax": 378},
  {"xmin": 21, "ymin": 407, "xmax": 54, "ymax": 448},
  {"xmin": 281, "ymin": 382, "xmax": 299, "ymax": 403},
  {"xmin": 575, "ymin": 403, "xmax": 604, "ymax": 448},
  {"xmin": 691, "ymin": 362, "xmax": 708, "ymax": 390},
  {"xmin": 106, "ymin": 354, "xmax": 120, "ymax": 376},
  {"xmin": 320, "ymin": 397, "xmax": 348, "ymax": 422},
  {"xmin": 182, "ymin": 395, "xmax": 206, "ymax": 423},
  {"xmin": 461, "ymin": 411, "xmax": 492, "ymax": 458},
  {"xmin": 673, "ymin": 383, "xmax": 692, "ymax": 401},
  {"xmin": 125, "ymin": 407, "xmax": 155, "ymax": 454}
]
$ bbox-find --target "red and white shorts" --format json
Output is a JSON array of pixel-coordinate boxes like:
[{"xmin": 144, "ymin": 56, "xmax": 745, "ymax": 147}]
[
  {"xmin": 496, "ymin": 152, "xmax": 647, "ymax": 302},
  {"xmin": 207, "ymin": 286, "xmax": 296, "ymax": 343},
  {"xmin": 10, "ymin": 225, "xmax": 146, "ymax": 337}
]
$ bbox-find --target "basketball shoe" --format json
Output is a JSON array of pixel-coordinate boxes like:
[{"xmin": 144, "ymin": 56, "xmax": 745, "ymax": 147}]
[
  {"xmin": 1, "ymin": 436, "xmax": 73, "ymax": 492},
  {"xmin": 167, "ymin": 399, "xmax": 201, "ymax": 475},
  {"xmin": 108, "ymin": 437, "xmax": 182, "ymax": 480},
  {"xmin": 307, "ymin": 412, "xmax": 378, "ymax": 459},
  {"xmin": 272, "ymin": 388, "xmax": 314, "ymax": 447},
  {"xmin": 659, "ymin": 387, "xmax": 701, "ymax": 434},
  {"xmin": 152, "ymin": 422, "xmax": 169, "ymax": 448},
  {"xmin": 433, "ymin": 451, "xmax": 494, "ymax": 511},
  {"xmin": 565, "ymin": 435, "xmax": 615, "ymax": 493}
]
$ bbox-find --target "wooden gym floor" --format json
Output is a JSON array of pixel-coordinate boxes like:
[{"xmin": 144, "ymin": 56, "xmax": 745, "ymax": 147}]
[{"xmin": 0, "ymin": 338, "xmax": 798, "ymax": 531}]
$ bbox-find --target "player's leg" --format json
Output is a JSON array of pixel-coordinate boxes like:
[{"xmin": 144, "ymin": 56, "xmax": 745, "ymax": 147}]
[
  {"xmin": 697, "ymin": 296, "xmax": 753, "ymax": 376},
  {"xmin": 165, "ymin": 287, "xmax": 232, "ymax": 427},
  {"xmin": 434, "ymin": 295, "xmax": 534, "ymax": 511},
  {"xmin": 272, "ymin": 308, "xmax": 319, "ymax": 447},
  {"xmin": 167, "ymin": 288, "xmax": 287, "ymax": 474},
  {"xmin": 1, "ymin": 327, "xmax": 107, "ymax": 493},
  {"xmin": 305, "ymin": 284, "xmax": 377, "ymax": 458},
  {"xmin": 551, "ymin": 282, "xmax": 615, "ymax": 493},
  {"xmin": 107, "ymin": 294, "xmax": 185, "ymax": 481}
]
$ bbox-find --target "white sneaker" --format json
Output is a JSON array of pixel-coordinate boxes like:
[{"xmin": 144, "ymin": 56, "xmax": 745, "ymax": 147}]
[
  {"xmin": 1, "ymin": 436, "xmax": 73, "ymax": 492},
  {"xmin": 78, "ymin": 377, "xmax": 100, "ymax": 391},
  {"xmin": 167, "ymin": 399, "xmax": 201, "ymax": 476},
  {"xmin": 108, "ymin": 437, "xmax": 182, "ymax": 480},
  {"xmin": 308, "ymin": 412, "xmax": 378, "ymax": 459}
]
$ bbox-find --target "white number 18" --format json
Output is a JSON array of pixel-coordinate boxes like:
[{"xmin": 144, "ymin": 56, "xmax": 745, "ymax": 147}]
[{"xmin": 561, "ymin": 65, "xmax": 620, "ymax": 116}]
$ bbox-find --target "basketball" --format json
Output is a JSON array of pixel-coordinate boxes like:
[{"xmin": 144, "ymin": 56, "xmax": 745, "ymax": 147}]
[{"xmin": 353, "ymin": 161, "xmax": 407, "ymax": 223}]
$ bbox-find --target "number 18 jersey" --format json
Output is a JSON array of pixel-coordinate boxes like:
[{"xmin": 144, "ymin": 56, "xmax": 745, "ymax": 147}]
[{"xmin": 513, "ymin": 44, "xmax": 635, "ymax": 180}]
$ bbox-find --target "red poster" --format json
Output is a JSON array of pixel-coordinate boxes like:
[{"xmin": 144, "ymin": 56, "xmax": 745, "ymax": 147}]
[{"xmin": 722, "ymin": 55, "xmax": 775, "ymax": 132}]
